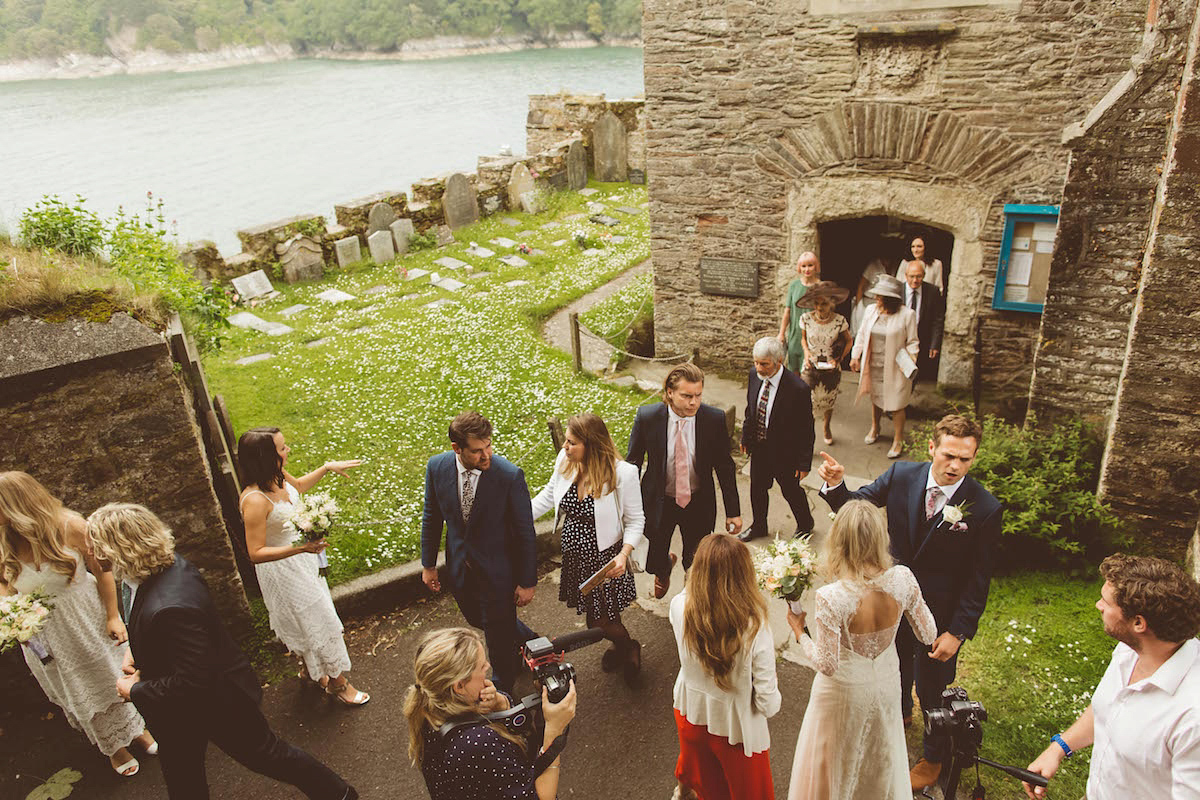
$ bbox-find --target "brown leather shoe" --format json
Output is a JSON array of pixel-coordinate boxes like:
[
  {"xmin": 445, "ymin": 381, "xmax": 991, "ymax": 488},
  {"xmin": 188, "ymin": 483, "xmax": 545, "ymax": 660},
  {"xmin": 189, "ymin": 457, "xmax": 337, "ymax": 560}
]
[
  {"xmin": 910, "ymin": 758, "xmax": 942, "ymax": 790},
  {"xmin": 653, "ymin": 553, "xmax": 678, "ymax": 599}
]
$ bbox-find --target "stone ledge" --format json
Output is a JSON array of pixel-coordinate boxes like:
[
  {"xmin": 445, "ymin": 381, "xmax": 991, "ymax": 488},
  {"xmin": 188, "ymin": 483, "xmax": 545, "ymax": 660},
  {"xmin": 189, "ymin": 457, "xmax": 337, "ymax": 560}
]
[{"xmin": 0, "ymin": 313, "xmax": 164, "ymax": 381}]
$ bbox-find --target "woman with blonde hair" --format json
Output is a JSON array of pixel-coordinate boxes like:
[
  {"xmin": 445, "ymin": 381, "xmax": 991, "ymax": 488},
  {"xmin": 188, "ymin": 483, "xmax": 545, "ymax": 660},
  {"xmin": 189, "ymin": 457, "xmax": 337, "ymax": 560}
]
[
  {"xmin": 0, "ymin": 472, "xmax": 155, "ymax": 777},
  {"xmin": 669, "ymin": 533, "xmax": 780, "ymax": 800},
  {"xmin": 786, "ymin": 500, "xmax": 936, "ymax": 800},
  {"xmin": 530, "ymin": 413, "xmax": 645, "ymax": 684},
  {"xmin": 404, "ymin": 627, "xmax": 577, "ymax": 800}
]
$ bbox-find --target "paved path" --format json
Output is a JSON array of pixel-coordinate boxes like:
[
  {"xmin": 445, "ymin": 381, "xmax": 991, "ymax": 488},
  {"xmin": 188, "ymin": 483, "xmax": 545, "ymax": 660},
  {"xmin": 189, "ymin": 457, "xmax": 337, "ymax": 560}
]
[{"xmin": 542, "ymin": 258, "xmax": 653, "ymax": 374}]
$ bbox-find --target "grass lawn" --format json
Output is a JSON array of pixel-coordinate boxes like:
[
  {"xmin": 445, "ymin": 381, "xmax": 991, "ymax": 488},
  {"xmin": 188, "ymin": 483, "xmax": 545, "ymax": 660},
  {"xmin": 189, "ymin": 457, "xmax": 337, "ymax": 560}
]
[
  {"xmin": 917, "ymin": 571, "xmax": 1112, "ymax": 799},
  {"xmin": 579, "ymin": 270, "xmax": 653, "ymax": 353},
  {"xmin": 202, "ymin": 183, "xmax": 654, "ymax": 585}
]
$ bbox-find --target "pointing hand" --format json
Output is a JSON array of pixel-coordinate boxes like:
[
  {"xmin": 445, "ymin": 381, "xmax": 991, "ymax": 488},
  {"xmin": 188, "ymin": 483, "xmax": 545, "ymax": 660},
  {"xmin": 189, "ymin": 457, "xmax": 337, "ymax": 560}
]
[{"xmin": 817, "ymin": 451, "xmax": 844, "ymax": 486}]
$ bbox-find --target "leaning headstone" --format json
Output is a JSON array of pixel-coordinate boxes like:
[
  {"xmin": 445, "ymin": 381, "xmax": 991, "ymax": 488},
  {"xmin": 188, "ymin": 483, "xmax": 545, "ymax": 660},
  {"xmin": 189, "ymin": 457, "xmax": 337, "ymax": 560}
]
[
  {"xmin": 507, "ymin": 163, "xmax": 536, "ymax": 210},
  {"xmin": 519, "ymin": 191, "xmax": 544, "ymax": 214},
  {"xmin": 231, "ymin": 270, "xmax": 274, "ymax": 301},
  {"xmin": 275, "ymin": 236, "xmax": 324, "ymax": 284},
  {"xmin": 590, "ymin": 214, "xmax": 622, "ymax": 227},
  {"xmin": 434, "ymin": 257, "xmax": 470, "ymax": 271},
  {"xmin": 442, "ymin": 173, "xmax": 479, "ymax": 230},
  {"xmin": 335, "ymin": 236, "xmax": 362, "ymax": 267},
  {"xmin": 499, "ymin": 255, "xmax": 529, "ymax": 268},
  {"xmin": 315, "ymin": 288, "xmax": 356, "ymax": 303},
  {"xmin": 368, "ymin": 229, "xmax": 396, "ymax": 263},
  {"xmin": 566, "ymin": 140, "xmax": 588, "ymax": 190},
  {"xmin": 435, "ymin": 225, "xmax": 456, "ymax": 246},
  {"xmin": 367, "ymin": 202, "xmax": 397, "ymax": 236},
  {"xmin": 593, "ymin": 110, "xmax": 629, "ymax": 182},
  {"xmin": 390, "ymin": 219, "xmax": 415, "ymax": 254}
]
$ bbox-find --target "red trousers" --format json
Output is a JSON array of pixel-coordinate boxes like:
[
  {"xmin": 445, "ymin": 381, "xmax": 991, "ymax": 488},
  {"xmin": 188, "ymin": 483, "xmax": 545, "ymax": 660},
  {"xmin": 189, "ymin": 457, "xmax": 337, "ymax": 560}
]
[{"xmin": 674, "ymin": 709, "xmax": 774, "ymax": 800}]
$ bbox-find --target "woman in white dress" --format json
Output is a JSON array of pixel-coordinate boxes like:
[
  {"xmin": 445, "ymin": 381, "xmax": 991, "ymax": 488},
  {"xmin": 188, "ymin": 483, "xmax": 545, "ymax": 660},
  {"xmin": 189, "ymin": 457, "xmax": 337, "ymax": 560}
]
[
  {"xmin": 0, "ymin": 471, "xmax": 156, "ymax": 777},
  {"xmin": 786, "ymin": 500, "xmax": 936, "ymax": 800},
  {"xmin": 894, "ymin": 235, "xmax": 945, "ymax": 291},
  {"xmin": 236, "ymin": 427, "xmax": 369, "ymax": 706}
]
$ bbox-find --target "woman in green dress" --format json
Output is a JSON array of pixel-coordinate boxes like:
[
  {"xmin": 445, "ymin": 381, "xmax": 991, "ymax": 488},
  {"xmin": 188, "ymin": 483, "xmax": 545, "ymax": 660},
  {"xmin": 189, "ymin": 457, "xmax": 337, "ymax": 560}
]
[{"xmin": 776, "ymin": 251, "xmax": 821, "ymax": 373}]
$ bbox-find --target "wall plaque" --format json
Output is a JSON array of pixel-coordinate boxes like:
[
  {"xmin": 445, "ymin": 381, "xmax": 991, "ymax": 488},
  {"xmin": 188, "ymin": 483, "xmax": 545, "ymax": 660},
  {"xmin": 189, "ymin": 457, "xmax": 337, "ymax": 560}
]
[{"xmin": 699, "ymin": 257, "xmax": 760, "ymax": 298}]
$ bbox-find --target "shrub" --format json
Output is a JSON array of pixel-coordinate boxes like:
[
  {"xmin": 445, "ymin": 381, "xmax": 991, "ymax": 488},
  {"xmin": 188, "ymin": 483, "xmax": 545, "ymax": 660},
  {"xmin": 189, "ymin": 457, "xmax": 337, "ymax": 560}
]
[
  {"xmin": 18, "ymin": 195, "xmax": 106, "ymax": 257},
  {"xmin": 908, "ymin": 415, "xmax": 1130, "ymax": 569},
  {"xmin": 407, "ymin": 230, "xmax": 437, "ymax": 252}
]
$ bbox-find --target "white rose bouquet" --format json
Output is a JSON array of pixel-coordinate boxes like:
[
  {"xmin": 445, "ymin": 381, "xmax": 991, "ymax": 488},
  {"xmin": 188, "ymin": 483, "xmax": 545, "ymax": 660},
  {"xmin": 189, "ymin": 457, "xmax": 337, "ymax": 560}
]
[
  {"xmin": 753, "ymin": 534, "xmax": 819, "ymax": 613},
  {"xmin": 0, "ymin": 589, "xmax": 54, "ymax": 662},
  {"xmin": 290, "ymin": 492, "xmax": 340, "ymax": 575}
]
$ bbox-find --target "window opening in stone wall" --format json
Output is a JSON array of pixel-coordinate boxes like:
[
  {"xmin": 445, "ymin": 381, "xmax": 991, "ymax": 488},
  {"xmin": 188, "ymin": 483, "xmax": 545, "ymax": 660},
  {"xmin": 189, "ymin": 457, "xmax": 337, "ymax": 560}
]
[
  {"xmin": 992, "ymin": 204, "xmax": 1058, "ymax": 313},
  {"xmin": 818, "ymin": 215, "xmax": 953, "ymax": 381}
]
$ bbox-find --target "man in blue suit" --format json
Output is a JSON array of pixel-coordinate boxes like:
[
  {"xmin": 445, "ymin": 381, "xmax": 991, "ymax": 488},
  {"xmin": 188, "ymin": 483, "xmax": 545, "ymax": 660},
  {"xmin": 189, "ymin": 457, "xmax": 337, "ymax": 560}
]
[
  {"xmin": 817, "ymin": 414, "xmax": 1001, "ymax": 791},
  {"xmin": 421, "ymin": 411, "xmax": 538, "ymax": 693}
]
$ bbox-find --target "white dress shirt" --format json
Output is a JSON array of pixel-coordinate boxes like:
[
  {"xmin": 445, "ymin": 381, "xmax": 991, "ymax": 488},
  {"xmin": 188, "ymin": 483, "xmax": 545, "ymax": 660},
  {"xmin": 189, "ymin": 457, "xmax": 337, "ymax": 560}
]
[
  {"xmin": 454, "ymin": 454, "xmax": 481, "ymax": 508},
  {"xmin": 756, "ymin": 365, "xmax": 782, "ymax": 428},
  {"xmin": 924, "ymin": 470, "xmax": 965, "ymax": 515},
  {"xmin": 665, "ymin": 406, "xmax": 698, "ymax": 497},
  {"xmin": 1088, "ymin": 638, "xmax": 1200, "ymax": 799},
  {"xmin": 905, "ymin": 284, "xmax": 923, "ymax": 317}
]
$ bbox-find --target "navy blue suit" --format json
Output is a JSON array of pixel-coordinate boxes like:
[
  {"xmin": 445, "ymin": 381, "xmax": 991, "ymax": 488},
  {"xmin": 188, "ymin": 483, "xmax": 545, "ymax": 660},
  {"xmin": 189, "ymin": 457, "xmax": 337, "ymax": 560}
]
[
  {"xmin": 822, "ymin": 461, "xmax": 1000, "ymax": 761},
  {"xmin": 421, "ymin": 453, "xmax": 537, "ymax": 692},
  {"xmin": 742, "ymin": 367, "xmax": 816, "ymax": 534}
]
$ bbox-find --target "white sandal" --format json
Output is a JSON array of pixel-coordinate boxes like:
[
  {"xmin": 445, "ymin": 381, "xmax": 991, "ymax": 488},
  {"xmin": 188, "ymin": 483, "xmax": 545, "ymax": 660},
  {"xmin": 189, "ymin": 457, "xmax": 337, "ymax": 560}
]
[{"xmin": 112, "ymin": 757, "xmax": 140, "ymax": 777}]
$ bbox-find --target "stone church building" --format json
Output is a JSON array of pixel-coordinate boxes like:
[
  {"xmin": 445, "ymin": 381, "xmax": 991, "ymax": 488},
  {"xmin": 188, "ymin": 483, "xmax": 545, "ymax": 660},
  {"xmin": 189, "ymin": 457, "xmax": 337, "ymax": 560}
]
[{"xmin": 642, "ymin": 0, "xmax": 1200, "ymax": 562}]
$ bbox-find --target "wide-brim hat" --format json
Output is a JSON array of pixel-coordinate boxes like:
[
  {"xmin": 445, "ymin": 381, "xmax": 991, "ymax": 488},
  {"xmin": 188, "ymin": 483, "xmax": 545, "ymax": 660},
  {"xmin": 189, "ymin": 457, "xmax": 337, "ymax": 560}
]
[
  {"xmin": 795, "ymin": 280, "xmax": 850, "ymax": 307},
  {"xmin": 866, "ymin": 274, "xmax": 905, "ymax": 300}
]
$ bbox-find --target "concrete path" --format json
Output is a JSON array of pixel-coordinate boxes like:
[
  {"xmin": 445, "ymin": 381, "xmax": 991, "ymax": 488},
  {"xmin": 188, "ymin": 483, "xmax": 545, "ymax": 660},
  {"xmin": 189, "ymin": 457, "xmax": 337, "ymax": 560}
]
[{"xmin": 542, "ymin": 258, "xmax": 652, "ymax": 374}]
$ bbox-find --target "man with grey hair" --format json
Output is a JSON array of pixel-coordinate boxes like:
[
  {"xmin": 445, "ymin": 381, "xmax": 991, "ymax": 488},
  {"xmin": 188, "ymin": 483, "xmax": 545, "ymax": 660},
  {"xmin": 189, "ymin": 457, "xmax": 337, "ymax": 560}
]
[{"xmin": 738, "ymin": 336, "xmax": 815, "ymax": 540}]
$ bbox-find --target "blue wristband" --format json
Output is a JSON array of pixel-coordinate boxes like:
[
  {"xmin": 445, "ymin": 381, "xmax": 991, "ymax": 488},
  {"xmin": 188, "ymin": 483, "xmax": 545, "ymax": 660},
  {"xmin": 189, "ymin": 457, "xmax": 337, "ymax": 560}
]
[{"xmin": 1051, "ymin": 734, "xmax": 1073, "ymax": 758}]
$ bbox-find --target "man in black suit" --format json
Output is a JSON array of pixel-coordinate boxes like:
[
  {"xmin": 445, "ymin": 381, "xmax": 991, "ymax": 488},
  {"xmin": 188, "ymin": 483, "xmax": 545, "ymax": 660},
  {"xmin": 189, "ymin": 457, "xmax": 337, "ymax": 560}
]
[
  {"xmin": 85, "ymin": 503, "xmax": 356, "ymax": 800},
  {"xmin": 739, "ymin": 337, "xmax": 816, "ymax": 541},
  {"xmin": 817, "ymin": 414, "xmax": 1002, "ymax": 790},
  {"xmin": 903, "ymin": 259, "xmax": 945, "ymax": 382},
  {"xmin": 627, "ymin": 362, "xmax": 741, "ymax": 599},
  {"xmin": 421, "ymin": 411, "xmax": 538, "ymax": 693}
]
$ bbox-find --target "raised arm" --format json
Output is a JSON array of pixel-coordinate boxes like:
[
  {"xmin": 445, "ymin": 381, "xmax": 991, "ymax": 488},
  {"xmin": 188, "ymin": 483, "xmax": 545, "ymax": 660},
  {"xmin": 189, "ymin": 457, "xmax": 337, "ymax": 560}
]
[{"xmin": 285, "ymin": 459, "xmax": 361, "ymax": 493}]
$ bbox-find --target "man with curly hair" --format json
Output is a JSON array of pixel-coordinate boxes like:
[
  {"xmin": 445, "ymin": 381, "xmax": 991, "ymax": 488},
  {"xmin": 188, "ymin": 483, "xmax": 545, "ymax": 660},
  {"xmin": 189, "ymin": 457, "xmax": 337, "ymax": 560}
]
[{"xmin": 1022, "ymin": 553, "xmax": 1200, "ymax": 799}]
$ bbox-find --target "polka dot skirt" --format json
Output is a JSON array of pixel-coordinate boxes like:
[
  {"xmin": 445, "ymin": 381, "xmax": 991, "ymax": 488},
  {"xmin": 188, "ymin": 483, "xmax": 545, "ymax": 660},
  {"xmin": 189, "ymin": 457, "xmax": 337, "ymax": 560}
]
[{"xmin": 558, "ymin": 483, "xmax": 636, "ymax": 622}]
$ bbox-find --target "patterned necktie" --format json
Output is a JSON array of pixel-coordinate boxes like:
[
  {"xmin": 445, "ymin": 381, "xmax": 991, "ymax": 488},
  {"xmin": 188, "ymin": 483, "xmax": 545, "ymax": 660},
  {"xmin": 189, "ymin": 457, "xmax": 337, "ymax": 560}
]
[
  {"xmin": 910, "ymin": 287, "xmax": 918, "ymax": 311},
  {"xmin": 462, "ymin": 471, "xmax": 476, "ymax": 522},
  {"xmin": 756, "ymin": 379, "xmax": 771, "ymax": 442},
  {"xmin": 925, "ymin": 485, "xmax": 944, "ymax": 520},
  {"xmin": 674, "ymin": 419, "xmax": 691, "ymax": 509}
]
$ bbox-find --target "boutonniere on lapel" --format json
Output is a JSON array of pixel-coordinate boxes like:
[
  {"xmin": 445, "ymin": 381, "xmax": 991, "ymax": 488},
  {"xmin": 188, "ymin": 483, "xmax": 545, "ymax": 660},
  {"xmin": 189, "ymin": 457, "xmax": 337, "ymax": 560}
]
[{"xmin": 940, "ymin": 501, "xmax": 971, "ymax": 532}]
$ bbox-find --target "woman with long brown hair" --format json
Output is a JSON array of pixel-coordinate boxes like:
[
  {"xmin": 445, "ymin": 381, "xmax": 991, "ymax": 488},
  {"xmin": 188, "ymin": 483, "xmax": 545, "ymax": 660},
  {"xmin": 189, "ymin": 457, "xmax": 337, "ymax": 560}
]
[
  {"xmin": 530, "ymin": 413, "xmax": 645, "ymax": 684},
  {"xmin": 404, "ymin": 627, "xmax": 577, "ymax": 800},
  {"xmin": 669, "ymin": 532, "xmax": 780, "ymax": 800},
  {"xmin": 0, "ymin": 471, "xmax": 156, "ymax": 777}
]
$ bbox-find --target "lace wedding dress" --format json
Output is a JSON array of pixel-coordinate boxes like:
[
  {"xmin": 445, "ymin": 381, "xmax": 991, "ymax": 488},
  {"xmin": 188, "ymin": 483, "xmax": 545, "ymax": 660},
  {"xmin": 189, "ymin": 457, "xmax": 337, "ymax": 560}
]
[
  {"xmin": 787, "ymin": 565, "xmax": 936, "ymax": 800},
  {"xmin": 246, "ymin": 483, "xmax": 351, "ymax": 680},
  {"xmin": 14, "ymin": 550, "xmax": 146, "ymax": 756}
]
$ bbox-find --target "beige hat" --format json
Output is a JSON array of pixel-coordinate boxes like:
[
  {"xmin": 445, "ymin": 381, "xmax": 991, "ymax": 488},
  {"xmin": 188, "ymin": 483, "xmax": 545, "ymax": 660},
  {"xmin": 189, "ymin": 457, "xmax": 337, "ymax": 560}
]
[
  {"xmin": 866, "ymin": 274, "xmax": 905, "ymax": 300},
  {"xmin": 795, "ymin": 280, "xmax": 850, "ymax": 307}
]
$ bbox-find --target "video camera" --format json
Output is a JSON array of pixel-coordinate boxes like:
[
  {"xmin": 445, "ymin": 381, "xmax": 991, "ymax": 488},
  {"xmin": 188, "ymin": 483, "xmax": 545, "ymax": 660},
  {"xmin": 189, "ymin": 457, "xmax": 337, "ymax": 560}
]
[{"xmin": 921, "ymin": 687, "xmax": 1048, "ymax": 800}]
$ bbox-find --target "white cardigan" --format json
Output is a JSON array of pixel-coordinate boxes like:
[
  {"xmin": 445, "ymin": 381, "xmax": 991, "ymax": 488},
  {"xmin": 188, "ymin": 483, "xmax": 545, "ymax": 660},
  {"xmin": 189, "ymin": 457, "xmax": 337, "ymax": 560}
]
[
  {"xmin": 530, "ymin": 449, "xmax": 646, "ymax": 552},
  {"xmin": 669, "ymin": 591, "xmax": 782, "ymax": 756}
]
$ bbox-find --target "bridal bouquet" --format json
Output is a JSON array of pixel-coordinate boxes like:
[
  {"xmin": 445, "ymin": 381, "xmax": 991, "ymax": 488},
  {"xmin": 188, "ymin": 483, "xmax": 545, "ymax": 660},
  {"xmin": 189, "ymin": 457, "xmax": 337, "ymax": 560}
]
[
  {"xmin": 291, "ymin": 492, "xmax": 339, "ymax": 575},
  {"xmin": 0, "ymin": 589, "xmax": 54, "ymax": 662},
  {"xmin": 753, "ymin": 535, "xmax": 819, "ymax": 613}
]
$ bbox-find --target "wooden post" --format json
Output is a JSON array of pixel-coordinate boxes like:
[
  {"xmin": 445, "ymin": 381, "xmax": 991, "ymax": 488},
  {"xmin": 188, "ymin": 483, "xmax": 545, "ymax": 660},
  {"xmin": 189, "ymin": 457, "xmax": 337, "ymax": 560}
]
[
  {"xmin": 547, "ymin": 416, "xmax": 565, "ymax": 452},
  {"xmin": 973, "ymin": 322, "xmax": 983, "ymax": 418},
  {"xmin": 569, "ymin": 312, "xmax": 583, "ymax": 372}
]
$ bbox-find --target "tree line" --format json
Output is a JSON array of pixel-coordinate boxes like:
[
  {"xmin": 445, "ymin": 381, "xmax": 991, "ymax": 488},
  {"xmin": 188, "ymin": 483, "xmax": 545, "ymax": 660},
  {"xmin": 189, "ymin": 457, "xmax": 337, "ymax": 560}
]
[{"xmin": 0, "ymin": 0, "xmax": 642, "ymax": 60}]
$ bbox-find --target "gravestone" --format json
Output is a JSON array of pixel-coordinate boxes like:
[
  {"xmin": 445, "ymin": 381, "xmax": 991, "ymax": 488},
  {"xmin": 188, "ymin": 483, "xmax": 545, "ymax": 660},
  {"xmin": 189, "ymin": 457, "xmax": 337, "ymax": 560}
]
[
  {"xmin": 593, "ymin": 111, "xmax": 628, "ymax": 182},
  {"xmin": 334, "ymin": 236, "xmax": 362, "ymax": 267},
  {"xmin": 490, "ymin": 237, "xmax": 518, "ymax": 249},
  {"xmin": 231, "ymin": 270, "xmax": 274, "ymax": 300},
  {"xmin": 616, "ymin": 206, "xmax": 643, "ymax": 215},
  {"xmin": 315, "ymin": 288, "xmax": 356, "ymax": 303},
  {"xmin": 423, "ymin": 298, "xmax": 458, "ymax": 309},
  {"xmin": 482, "ymin": 196, "xmax": 502, "ymax": 214},
  {"xmin": 367, "ymin": 202, "xmax": 398, "ymax": 236},
  {"xmin": 628, "ymin": 169, "xmax": 646, "ymax": 185},
  {"xmin": 576, "ymin": 190, "xmax": 598, "ymax": 198},
  {"xmin": 466, "ymin": 244, "xmax": 495, "ymax": 258},
  {"xmin": 432, "ymin": 276, "xmax": 466, "ymax": 291},
  {"xmin": 442, "ymin": 173, "xmax": 479, "ymax": 230},
  {"xmin": 551, "ymin": 239, "xmax": 568, "ymax": 247},
  {"xmin": 435, "ymin": 225, "xmax": 456, "ymax": 246},
  {"xmin": 507, "ymin": 163, "xmax": 535, "ymax": 210},
  {"xmin": 434, "ymin": 257, "xmax": 470, "ymax": 271},
  {"xmin": 280, "ymin": 304, "xmax": 310, "ymax": 317},
  {"xmin": 501, "ymin": 217, "xmax": 523, "ymax": 227},
  {"xmin": 566, "ymin": 140, "xmax": 588, "ymax": 190},
  {"xmin": 365, "ymin": 285, "xmax": 390, "ymax": 295},
  {"xmin": 505, "ymin": 279, "xmax": 530, "ymax": 288},
  {"xmin": 540, "ymin": 221, "xmax": 562, "ymax": 230},
  {"xmin": 368, "ymin": 230, "xmax": 396, "ymax": 263},
  {"xmin": 275, "ymin": 236, "xmax": 324, "ymax": 284},
  {"xmin": 235, "ymin": 353, "xmax": 274, "ymax": 366},
  {"xmin": 305, "ymin": 338, "xmax": 330, "ymax": 348},
  {"xmin": 390, "ymin": 218, "xmax": 415, "ymax": 255},
  {"xmin": 519, "ymin": 191, "xmax": 544, "ymax": 214},
  {"xmin": 229, "ymin": 312, "xmax": 292, "ymax": 336},
  {"xmin": 499, "ymin": 255, "xmax": 530, "ymax": 268},
  {"xmin": 404, "ymin": 268, "xmax": 430, "ymax": 281},
  {"xmin": 517, "ymin": 230, "xmax": 536, "ymax": 239},
  {"xmin": 590, "ymin": 214, "xmax": 621, "ymax": 227}
]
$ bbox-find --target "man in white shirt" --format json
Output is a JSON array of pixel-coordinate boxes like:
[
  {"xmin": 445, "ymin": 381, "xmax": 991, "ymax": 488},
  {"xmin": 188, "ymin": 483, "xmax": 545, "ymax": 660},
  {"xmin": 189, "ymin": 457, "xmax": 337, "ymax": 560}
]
[{"xmin": 1023, "ymin": 553, "xmax": 1200, "ymax": 799}]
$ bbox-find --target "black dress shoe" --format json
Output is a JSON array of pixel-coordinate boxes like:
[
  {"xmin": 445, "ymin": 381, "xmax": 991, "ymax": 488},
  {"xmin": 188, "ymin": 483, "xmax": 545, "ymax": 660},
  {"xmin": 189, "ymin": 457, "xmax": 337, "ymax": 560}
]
[{"xmin": 737, "ymin": 528, "xmax": 765, "ymax": 543}]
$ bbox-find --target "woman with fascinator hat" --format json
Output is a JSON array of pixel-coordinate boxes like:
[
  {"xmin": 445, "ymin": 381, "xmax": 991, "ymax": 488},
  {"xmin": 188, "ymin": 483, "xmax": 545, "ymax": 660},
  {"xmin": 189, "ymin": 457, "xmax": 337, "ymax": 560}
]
[
  {"xmin": 849, "ymin": 274, "xmax": 920, "ymax": 458},
  {"xmin": 795, "ymin": 281, "xmax": 853, "ymax": 446}
]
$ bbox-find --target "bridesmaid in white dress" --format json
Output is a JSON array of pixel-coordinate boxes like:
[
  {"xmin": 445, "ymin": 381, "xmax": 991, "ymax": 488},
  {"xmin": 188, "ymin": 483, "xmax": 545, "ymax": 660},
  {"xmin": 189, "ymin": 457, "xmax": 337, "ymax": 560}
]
[
  {"xmin": 236, "ymin": 427, "xmax": 369, "ymax": 706},
  {"xmin": 785, "ymin": 500, "xmax": 937, "ymax": 800},
  {"xmin": 0, "ymin": 471, "xmax": 156, "ymax": 777}
]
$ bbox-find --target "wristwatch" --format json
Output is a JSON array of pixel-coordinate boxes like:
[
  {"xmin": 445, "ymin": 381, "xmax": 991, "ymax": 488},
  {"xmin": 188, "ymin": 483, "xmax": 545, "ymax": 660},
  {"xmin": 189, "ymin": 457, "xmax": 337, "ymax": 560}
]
[{"xmin": 953, "ymin": 633, "xmax": 967, "ymax": 643}]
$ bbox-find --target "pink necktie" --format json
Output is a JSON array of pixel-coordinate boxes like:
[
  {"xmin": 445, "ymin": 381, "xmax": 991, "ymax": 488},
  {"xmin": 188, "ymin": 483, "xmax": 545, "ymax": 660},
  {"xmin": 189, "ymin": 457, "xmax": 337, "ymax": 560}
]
[
  {"xmin": 674, "ymin": 420, "xmax": 691, "ymax": 509},
  {"xmin": 925, "ymin": 486, "xmax": 943, "ymax": 520}
]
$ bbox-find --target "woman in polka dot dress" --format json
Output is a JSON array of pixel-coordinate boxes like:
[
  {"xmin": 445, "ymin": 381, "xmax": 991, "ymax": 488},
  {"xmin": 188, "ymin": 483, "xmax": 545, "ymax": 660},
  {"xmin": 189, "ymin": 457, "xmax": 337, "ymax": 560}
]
[{"xmin": 531, "ymin": 413, "xmax": 646, "ymax": 685}]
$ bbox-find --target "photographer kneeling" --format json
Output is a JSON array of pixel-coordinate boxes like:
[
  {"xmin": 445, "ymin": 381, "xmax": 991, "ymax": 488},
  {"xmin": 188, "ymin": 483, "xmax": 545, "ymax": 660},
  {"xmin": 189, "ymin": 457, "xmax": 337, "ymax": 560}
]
[{"xmin": 405, "ymin": 628, "xmax": 577, "ymax": 800}]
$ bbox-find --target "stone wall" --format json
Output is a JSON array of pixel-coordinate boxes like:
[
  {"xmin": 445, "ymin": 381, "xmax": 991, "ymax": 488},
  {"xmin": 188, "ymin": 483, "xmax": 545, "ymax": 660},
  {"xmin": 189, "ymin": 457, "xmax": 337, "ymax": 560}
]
[
  {"xmin": 526, "ymin": 92, "xmax": 647, "ymax": 175},
  {"xmin": 642, "ymin": 0, "xmax": 1145, "ymax": 384},
  {"xmin": 0, "ymin": 312, "xmax": 253, "ymax": 637}
]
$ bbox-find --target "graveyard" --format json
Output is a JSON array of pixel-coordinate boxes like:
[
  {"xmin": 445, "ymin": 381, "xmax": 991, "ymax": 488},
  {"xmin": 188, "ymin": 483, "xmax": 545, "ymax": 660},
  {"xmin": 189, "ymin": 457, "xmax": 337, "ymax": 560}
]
[{"xmin": 203, "ymin": 182, "xmax": 653, "ymax": 584}]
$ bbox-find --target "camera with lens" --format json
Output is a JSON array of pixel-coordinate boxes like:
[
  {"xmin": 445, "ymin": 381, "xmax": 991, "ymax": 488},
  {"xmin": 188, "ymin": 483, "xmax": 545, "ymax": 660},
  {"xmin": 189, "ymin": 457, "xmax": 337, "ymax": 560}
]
[
  {"xmin": 522, "ymin": 636, "xmax": 579, "ymax": 703},
  {"xmin": 925, "ymin": 686, "xmax": 987, "ymax": 750}
]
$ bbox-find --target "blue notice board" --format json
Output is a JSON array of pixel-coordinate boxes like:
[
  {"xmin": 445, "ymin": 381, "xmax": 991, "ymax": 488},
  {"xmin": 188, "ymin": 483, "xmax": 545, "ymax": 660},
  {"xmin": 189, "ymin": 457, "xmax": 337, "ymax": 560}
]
[{"xmin": 993, "ymin": 204, "xmax": 1059, "ymax": 312}]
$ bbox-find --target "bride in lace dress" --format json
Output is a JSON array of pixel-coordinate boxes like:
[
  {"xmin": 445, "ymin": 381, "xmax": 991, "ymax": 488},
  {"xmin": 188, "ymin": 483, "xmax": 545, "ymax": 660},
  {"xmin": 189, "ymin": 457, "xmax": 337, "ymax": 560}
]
[
  {"xmin": 786, "ymin": 500, "xmax": 936, "ymax": 800},
  {"xmin": 0, "ymin": 472, "xmax": 156, "ymax": 777},
  {"xmin": 236, "ymin": 427, "xmax": 369, "ymax": 706}
]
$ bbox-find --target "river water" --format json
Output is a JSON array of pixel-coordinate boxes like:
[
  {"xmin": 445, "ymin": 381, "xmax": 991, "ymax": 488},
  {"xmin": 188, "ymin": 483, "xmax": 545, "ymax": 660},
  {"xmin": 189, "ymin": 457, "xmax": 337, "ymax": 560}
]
[{"xmin": 0, "ymin": 47, "xmax": 643, "ymax": 254}]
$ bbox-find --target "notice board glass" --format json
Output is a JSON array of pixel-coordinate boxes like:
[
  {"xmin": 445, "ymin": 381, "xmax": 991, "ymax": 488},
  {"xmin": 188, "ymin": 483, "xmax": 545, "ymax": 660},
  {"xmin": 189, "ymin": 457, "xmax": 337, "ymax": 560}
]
[{"xmin": 993, "ymin": 204, "xmax": 1059, "ymax": 312}]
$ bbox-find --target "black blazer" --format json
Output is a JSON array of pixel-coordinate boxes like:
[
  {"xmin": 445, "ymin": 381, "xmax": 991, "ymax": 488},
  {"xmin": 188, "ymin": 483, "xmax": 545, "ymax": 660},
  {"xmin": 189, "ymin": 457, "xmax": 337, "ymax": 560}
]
[
  {"xmin": 128, "ymin": 555, "xmax": 261, "ymax": 733},
  {"xmin": 627, "ymin": 402, "xmax": 740, "ymax": 533},
  {"xmin": 911, "ymin": 281, "xmax": 945, "ymax": 357},
  {"xmin": 822, "ymin": 461, "xmax": 1001, "ymax": 639},
  {"xmin": 740, "ymin": 368, "xmax": 815, "ymax": 475},
  {"xmin": 420, "ymin": 453, "xmax": 537, "ymax": 595}
]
